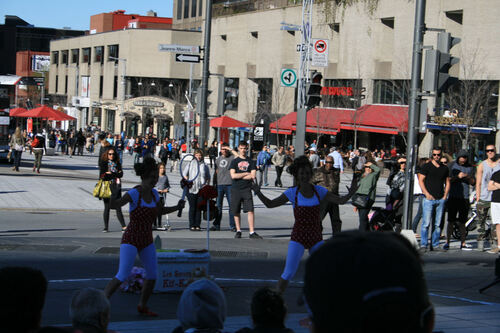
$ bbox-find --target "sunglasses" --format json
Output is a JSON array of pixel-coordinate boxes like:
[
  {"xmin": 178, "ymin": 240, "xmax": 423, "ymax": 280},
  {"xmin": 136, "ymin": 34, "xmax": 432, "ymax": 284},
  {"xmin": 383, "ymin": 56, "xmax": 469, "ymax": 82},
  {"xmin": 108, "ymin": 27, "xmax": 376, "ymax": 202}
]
[
  {"xmin": 486, "ymin": 149, "xmax": 496, "ymax": 153},
  {"xmin": 399, "ymin": 162, "xmax": 406, "ymax": 164},
  {"xmin": 432, "ymin": 153, "xmax": 441, "ymax": 156},
  {"xmin": 108, "ymin": 153, "xmax": 115, "ymax": 156},
  {"xmin": 325, "ymin": 161, "xmax": 333, "ymax": 164}
]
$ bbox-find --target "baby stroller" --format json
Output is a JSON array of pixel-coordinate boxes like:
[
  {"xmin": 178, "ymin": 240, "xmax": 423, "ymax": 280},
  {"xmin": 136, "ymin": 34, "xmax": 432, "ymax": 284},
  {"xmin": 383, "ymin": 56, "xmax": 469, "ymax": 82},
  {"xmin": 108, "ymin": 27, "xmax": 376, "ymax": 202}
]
[{"xmin": 369, "ymin": 189, "xmax": 404, "ymax": 233}]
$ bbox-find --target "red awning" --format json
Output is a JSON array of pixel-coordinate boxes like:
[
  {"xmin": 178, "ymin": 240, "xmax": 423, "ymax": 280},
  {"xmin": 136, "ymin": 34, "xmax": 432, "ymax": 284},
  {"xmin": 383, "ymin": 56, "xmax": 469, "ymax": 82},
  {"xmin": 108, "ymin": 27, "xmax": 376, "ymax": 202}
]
[
  {"xmin": 269, "ymin": 105, "xmax": 408, "ymax": 136},
  {"xmin": 269, "ymin": 112, "xmax": 296, "ymax": 132},
  {"xmin": 339, "ymin": 104, "xmax": 408, "ymax": 134}
]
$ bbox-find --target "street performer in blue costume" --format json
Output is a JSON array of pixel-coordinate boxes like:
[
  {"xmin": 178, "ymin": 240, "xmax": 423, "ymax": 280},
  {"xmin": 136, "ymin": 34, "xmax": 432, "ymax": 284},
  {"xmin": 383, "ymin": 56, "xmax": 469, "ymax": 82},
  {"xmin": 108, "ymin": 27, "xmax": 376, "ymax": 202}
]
[{"xmin": 251, "ymin": 155, "xmax": 357, "ymax": 294}]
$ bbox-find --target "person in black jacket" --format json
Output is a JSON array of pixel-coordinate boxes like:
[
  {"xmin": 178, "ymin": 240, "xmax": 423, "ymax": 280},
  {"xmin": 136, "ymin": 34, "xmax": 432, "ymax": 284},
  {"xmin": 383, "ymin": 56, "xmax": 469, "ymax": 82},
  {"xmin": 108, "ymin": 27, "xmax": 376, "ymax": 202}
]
[
  {"xmin": 99, "ymin": 147, "xmax": 126, "ymax": 232},
  {"xmin": 208, "ymin": 142, "xmax": 218, "ymax": 168}
]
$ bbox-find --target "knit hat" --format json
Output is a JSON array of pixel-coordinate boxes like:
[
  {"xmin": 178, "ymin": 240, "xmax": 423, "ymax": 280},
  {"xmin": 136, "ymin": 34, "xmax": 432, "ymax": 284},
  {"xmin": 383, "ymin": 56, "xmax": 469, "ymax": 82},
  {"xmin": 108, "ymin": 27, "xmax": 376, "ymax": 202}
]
[{"xmin": 177, "ymin": 279, "xmax": 227, "ymax": 330}]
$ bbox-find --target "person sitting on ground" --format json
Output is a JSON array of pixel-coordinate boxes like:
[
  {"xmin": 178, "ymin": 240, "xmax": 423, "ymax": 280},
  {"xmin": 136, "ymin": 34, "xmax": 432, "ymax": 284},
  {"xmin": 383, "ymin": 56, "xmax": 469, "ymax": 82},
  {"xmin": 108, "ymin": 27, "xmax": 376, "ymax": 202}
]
[
  {"xmin": 0, "ymin": 266, "xmax": 48, "ymax": 333},
  {"xmin": 235, "ymin": 287, "xmax": 294, "ymax": 333},
  {"xmin": 70, "ymin": 287, "xmax": 110, "ymax": 333},
  {"xmin": 173, "ymin": 279, "xmax": 228, "ymax": 333},
  {"xmin": 303, "ymin": 231, "xmax": 435, "ymax": 333}
]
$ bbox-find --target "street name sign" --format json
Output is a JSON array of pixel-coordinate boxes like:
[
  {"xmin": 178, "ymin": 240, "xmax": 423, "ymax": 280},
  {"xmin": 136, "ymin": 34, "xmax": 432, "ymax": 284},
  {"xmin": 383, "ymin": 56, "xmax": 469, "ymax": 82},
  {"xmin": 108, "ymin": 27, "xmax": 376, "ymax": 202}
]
[
  {"xmin": 158, "ymin": 44, "xmax": 200, "ymax": 53},
  {"xmin": 280, "ymin": 68, "xmax": 298, "ymax": 88},
  {"xmin": 175, "ymin": 54, "xmax": 201, "ymax": 63},
  {"xmin": 311, "ymin": 39, "xmax": 329, "ymax": 67}
]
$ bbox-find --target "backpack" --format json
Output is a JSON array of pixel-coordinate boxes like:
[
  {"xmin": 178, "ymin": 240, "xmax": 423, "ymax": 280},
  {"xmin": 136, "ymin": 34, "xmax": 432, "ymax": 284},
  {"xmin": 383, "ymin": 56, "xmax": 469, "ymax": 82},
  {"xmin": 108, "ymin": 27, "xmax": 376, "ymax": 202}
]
[{"xmin": 31, "ymin": 137, "xmax": 40, "ymax": 148}]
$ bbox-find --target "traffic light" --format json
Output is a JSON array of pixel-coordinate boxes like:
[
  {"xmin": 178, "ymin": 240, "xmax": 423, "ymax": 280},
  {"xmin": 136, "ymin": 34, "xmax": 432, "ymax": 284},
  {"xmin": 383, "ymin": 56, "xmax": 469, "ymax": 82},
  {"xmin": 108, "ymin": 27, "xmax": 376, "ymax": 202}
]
[
  {"xmin": 436, "ymin": 32, "xmax": 460, "ymax": 94},
  {"xmin": 422, "ymin": 32, "xmax": 460, "ymax": 94},
  {"xmin": 306, "ymin": 72, "xmax": 323, "ymax": 108}
]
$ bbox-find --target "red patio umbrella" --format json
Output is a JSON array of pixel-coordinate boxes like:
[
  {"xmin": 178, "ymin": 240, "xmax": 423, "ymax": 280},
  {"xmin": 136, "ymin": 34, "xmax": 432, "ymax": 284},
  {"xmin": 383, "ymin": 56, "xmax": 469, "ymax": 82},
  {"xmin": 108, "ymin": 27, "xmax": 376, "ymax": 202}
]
[
  {"xmin": 16, "ymin": 105, "xmax": 75, "ymax": 121},
  {"xmin": 210, "ymin": 116, "xmax": 251, "ymax": 128},
  {"xmin": 9, "ymin": 107, "xmax": 29, "ymax": 117},
  {"xmin": 193, "ymin": 116, "xmax": 252, "ymax": 128}
]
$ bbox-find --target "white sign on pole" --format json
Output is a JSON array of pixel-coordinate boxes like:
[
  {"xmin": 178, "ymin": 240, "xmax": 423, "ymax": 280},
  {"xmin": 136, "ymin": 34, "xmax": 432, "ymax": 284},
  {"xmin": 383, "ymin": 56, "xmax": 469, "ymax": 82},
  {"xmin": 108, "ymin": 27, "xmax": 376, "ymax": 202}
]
[
  {"xmin": 311, "ymin": 39, "xmax": 329, "ymax": 67},
  {"xmin": 280, "ymin": 68, "xmax": 298, "ymax": 88},
  {"xmin": 158, "ymin": 44, "xmax": 200, "ymax": 53}
]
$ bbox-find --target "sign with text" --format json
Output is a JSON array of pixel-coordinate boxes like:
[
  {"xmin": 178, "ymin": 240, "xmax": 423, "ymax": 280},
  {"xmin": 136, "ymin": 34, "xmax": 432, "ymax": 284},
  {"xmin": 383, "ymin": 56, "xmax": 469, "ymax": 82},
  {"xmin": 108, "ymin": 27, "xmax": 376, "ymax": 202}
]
[
  {"xmin": 311, "ymin": 39, "xmax": 329, "ymax": 67},
  {"xmin": 31, "ymin": 55, "xmax": 50, "ymax": 72},
  {"xmin": 158, "ymin": 44, "xmax": 200, "ymax": 53},
  {"xmin": 254, "ymin": 126, "xmax": 264, "ymax": 141}
]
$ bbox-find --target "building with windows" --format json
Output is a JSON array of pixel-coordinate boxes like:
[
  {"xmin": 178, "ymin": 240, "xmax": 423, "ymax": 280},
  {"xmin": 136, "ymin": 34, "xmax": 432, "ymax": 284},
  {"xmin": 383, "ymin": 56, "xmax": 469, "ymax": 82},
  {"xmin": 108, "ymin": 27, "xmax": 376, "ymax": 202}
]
[
  {"xmin": 48, "ymin": 28, "xmax": 201, "ymax": 138},
  {"xmin": 172, "ymin": 0, "xmax": 500, "ymax": 155}
]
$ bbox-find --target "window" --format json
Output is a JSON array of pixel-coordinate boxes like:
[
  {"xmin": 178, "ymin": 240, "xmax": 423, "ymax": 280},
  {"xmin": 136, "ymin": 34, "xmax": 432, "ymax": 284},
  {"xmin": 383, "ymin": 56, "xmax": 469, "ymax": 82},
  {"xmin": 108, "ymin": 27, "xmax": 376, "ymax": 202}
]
[
  {"xmin": 251, "ymin": 31, "xmax": 258, "ymax": 38},
  {"xmin": 113, "ymin": 76, "xmax": 118, "ymax": 99},
  {"xmin": 108, "ymin": 45, "xmax": 119, "ymax": 61},
  {"xmin": 191, "ymin": 0, "xmax": 197, "ymax": 17},
  {"xmin": 177, "ymin": 0, "xmax": 183, "ymax": 19},
  {"xmin": 107, "ymin": 110, "xmax": 115, "ymax": 132},
  {"xmin": 71, "ymin": 49, "xmax": 79, "ymax": 64},
  {"xmin": 373, "ymin": 80, "xmax": 410, "ymax": 105},
  {"xmin": 199, "ymin": 0, "xmax": 202, "ymax": 16},
  {"xmin": 446, "ymin": 10, "xmax": 463, "ymax": 24},
  {"xmin": 94, "ymin": 46, "xmax": 104, "ymax": 64},
  {"xmin": 381, "ymin": 17, "xmax": 395, "ymax": 29},
  {"xmin": 82, "ymin": 48, "xmax": 91, "ymax": 64},
  {"xmin": 64, "ymin": 75, "xmax": 68, "ymax": 94},
  {"xmin": 55, "ymin": 75, "xmax": 59, "ymax": 92},
  {"xmin": 52, "ymin": 51, "xmax": 59, "ymax": 65},
  {"xmin": 61, "ymin": 50, "xmax": 68, "ymax": 65},
  {"xmin": 99, "ymin": 75, "xmax": 104, "ymax": 98},
  {"xmin": 323, "ymin": 79, "xmax": 363, "ymax": 109},
  {"xmin": 224, "ymin": 78, "xmax": 239, "ymax": 111},
  {"xmin": 184, "ymin": 0, "xmax": 189, "ymax": 18}
]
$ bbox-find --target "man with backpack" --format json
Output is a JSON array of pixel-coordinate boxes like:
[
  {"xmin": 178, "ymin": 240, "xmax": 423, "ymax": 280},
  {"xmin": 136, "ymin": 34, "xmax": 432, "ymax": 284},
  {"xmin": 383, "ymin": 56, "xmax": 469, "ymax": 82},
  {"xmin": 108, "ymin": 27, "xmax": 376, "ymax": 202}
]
[
  {"xmin": 31, "ymin": 131, "xmax": 46, "ymax": 174},
  {"xmin": 256, "ymin": 145, "xmax": 271, "ymax": 186}
]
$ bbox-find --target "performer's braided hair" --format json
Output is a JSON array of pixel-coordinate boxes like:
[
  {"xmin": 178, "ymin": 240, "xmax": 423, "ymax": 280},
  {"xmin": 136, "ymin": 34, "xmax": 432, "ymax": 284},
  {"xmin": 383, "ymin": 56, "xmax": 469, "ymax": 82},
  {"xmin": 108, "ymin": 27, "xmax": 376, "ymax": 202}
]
[{"xmin": 287, "ymin": 155, "xmax": 313, "ymax": 179}]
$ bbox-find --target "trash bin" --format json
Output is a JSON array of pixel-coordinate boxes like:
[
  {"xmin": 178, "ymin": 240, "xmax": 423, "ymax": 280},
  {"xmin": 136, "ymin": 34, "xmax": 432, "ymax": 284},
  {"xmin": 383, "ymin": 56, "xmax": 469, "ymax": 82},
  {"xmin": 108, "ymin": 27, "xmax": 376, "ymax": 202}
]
[{"xmin": 154, "ymin": 249, "xmax": 210, "ymax": 292}]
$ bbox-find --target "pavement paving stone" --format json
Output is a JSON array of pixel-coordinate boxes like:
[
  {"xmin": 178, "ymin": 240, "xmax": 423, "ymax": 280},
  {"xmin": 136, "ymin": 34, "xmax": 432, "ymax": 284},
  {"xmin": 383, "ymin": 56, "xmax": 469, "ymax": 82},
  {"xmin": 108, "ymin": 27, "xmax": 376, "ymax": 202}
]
[{"xmin": 3, "ymin": 152, "xmax": 500, "ymax": 332}]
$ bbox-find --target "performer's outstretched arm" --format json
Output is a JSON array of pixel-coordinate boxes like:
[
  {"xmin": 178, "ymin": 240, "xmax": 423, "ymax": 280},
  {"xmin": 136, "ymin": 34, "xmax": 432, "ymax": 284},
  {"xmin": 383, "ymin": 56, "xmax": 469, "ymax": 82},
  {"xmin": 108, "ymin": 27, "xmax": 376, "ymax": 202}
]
[
  {"xmin": 252, "ymin": 181, "xmax": 288, "ymax": 208},
  {"xmin": 324, "ymin": 176, "xmax": 359, "ymax": 205}
]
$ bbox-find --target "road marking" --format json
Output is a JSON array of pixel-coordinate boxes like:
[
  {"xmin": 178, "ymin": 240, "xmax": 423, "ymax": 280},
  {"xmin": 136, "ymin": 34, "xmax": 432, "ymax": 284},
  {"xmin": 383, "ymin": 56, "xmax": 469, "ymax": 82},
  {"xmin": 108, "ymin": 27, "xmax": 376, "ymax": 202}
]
[{"xmin": 429, "ymin": 292, "xmax": 500, "ymax": 306}]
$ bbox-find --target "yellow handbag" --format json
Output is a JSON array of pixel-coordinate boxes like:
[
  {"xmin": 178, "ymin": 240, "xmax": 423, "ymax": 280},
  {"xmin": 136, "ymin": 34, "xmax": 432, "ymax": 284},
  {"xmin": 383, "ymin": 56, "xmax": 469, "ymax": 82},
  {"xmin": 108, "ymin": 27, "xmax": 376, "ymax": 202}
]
[
  {"xmin": 93, "ymin": 179, "xmax": 112, "ymax": 199},
  {"xmin": 93, "ymin": 179, "xmax": 103, "ymax": 198},
  {"xmin": 100, "ymin": 180, "xmax": 112, "ymax": 199}
]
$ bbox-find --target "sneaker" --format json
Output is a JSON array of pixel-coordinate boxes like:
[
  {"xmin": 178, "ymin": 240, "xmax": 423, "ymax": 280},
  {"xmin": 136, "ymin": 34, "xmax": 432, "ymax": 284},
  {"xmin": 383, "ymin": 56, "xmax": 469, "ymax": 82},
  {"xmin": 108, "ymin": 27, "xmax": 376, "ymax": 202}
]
[
  {"xmin": 487, "ymin": 247, "xmax": 500, "ymax": 254},
  {"xmin": 234, "ymin": 231, "xmax": 242, "ymax": 239},
  {"xmin": 102, "ymin": 229, "xmax": 109, "ymax": 233},
  {"xmin": 443, "ymin": 243, "xmax": 450, "ymax": 250},
  {"xmin": 249, "ymin": 232, "xmax": 263, "ymax": 239},
  {"xmin": 209, "ymin": 225, "xmax": 220, "ymax": 231},
  {"xmin": 461, "ymin": 243, "xmax": 473, "ymax": 251},
  {"xmin": 157, "ymin": 226, "xmax": 166, "ymax": 231}
]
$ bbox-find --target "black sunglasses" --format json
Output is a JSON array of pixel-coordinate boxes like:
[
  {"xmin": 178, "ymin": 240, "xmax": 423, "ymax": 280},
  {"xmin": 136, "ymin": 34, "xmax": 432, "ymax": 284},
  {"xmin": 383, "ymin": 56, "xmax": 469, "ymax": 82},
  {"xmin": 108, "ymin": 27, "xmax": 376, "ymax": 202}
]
[
  {"xmin": 486, "ymin": 149, "xmax": 496, "ymax": 153},
  {"xmin": 432, "ymin": 153, "xmax": 441, "ymax": 156}
]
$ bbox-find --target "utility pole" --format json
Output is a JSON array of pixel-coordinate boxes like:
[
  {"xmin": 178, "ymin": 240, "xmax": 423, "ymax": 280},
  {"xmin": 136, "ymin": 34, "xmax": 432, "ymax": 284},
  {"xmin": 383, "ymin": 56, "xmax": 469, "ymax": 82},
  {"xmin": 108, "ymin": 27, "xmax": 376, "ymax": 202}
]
[
  {"xmin": 402, "ymin": 0, "xmax": 426, "ymax": 230},
  {"xmin": 199, "ymin": 0, "xmax": 213, "ymax": 148},
  {"xmin": 294, "ymin": 0, "xmax": 314, "ymax": 157}
]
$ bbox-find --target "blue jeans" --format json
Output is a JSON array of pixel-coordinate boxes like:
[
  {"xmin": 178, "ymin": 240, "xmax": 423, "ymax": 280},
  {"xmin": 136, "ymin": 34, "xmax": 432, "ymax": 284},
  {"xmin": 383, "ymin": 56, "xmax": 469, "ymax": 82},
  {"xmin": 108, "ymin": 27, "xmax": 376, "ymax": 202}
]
[
  {"xmin": 421, "ymin": 198, "xmax": 446, "ymax": 248},
  {"xmin": 412, "ymin": 195, "xmax": 424, "ymax": 232},
  {"xmin": 214, "ymin": 185, "xmax": 235, "ymax": 228}
]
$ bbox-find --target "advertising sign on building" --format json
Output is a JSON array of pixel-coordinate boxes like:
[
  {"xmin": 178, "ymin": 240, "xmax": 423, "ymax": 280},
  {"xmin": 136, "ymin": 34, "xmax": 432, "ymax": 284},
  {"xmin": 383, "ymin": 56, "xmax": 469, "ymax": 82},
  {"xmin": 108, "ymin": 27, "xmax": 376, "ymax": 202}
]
[
  {"xmin": 81, "ymin": 77, "xmax": 90, "ymax": 98},
  {"xmin": 311, "ymin": 39, "xmax": 329, "ymax": 67},
  {"xmin": 31, "ymin": 55, "xmax": 50, "ymax": 72}
]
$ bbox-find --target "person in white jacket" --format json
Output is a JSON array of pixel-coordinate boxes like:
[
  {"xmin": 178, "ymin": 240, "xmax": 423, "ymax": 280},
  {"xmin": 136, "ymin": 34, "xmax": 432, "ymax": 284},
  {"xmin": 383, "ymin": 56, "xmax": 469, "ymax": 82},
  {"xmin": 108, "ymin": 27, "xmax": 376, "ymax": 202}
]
[{"xmin": 183, "ymin": 149, "xmax": 210, "ymax": 231}]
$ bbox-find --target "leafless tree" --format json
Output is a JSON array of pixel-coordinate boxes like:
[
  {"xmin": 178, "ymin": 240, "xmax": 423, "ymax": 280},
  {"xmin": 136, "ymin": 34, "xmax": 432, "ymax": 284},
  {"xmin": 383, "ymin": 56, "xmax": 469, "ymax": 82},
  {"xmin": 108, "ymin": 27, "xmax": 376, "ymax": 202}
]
[{"xmin": 444, "ymin": 46, "xmax": 498, "ymax": 150}]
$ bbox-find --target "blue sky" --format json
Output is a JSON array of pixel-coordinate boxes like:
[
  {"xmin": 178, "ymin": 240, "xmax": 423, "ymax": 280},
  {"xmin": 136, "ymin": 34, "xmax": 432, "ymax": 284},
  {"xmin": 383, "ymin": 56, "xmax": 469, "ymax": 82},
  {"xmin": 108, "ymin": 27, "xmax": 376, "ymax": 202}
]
[{"xmin": 0, "ymin": 0, "xmax": 174, "ymax": 30}]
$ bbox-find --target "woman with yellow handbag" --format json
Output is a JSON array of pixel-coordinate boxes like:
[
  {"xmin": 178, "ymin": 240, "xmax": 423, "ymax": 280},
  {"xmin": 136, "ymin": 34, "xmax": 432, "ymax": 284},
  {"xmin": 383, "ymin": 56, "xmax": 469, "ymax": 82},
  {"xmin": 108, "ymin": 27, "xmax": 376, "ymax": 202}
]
[{"xmin": 99, "ymin": 147, "xmax": 126, "ymax": 232}]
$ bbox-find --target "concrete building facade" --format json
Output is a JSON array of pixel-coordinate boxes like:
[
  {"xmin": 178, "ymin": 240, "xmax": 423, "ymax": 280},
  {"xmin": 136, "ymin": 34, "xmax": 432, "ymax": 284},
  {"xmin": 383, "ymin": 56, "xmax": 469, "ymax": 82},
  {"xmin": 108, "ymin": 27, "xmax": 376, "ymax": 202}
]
[
  {"xmin": 48, "ymin": 28, "xmax": 201, "ymax": 138},
  {"xmin": 173, "ymin": 0, "xmax": 500, "ymax": 153}
]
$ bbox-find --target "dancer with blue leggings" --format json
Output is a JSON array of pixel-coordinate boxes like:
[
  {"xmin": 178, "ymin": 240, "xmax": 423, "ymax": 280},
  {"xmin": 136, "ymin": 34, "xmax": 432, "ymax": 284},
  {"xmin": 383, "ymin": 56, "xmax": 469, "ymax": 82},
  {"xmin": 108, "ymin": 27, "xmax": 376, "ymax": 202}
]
[
  {"xmin": 252, "ymin": 155, "xmax": 357, "ymax": 294},
  {"xmin": 104, "ymin": 157, "xmax": 184, "ymax": 316}
]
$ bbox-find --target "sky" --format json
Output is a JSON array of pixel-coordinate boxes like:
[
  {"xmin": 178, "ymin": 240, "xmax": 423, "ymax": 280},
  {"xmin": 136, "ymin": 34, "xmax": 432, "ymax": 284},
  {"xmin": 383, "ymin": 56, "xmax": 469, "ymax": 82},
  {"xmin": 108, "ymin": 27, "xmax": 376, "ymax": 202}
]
[{"xmin": 0, "ymin": 0, "xmax": 174, "ymax": 30}]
